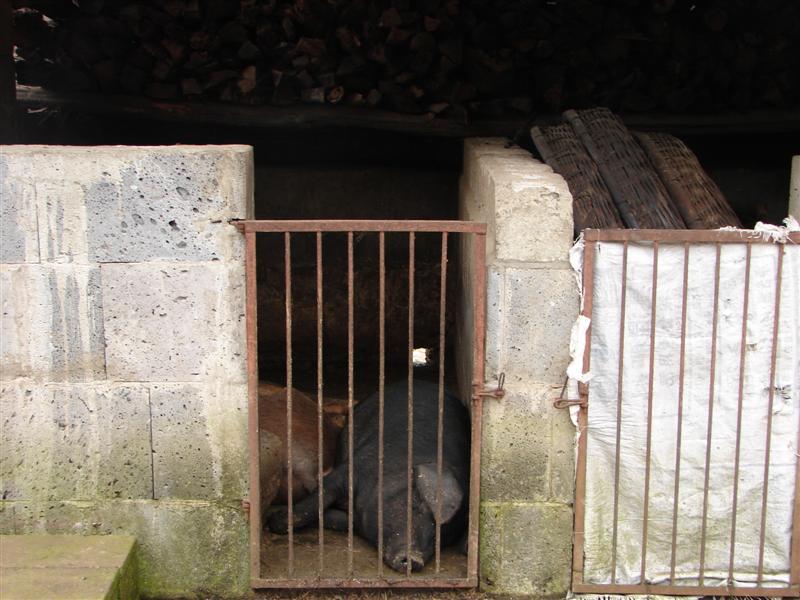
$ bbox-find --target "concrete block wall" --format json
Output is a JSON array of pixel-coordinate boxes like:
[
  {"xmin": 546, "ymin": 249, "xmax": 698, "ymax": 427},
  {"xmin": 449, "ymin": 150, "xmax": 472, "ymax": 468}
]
[
  {"xmin": 0, "ymin": 145, "xmax": 253, "ymax": 598},
  {"xmin": 460, "ymin": 138, "xmax": 578, "ymax": 597}
]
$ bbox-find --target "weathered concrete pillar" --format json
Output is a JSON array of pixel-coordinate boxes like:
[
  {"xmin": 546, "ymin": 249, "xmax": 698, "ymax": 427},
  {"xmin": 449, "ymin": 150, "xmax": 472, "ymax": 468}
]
[
  {"xmin": 0, "ymin": 145, "xmax": 253, "ymax": 597},
  {"xmin": 459, "ymin": 138, "xmax": 578, "ymax": 596}
]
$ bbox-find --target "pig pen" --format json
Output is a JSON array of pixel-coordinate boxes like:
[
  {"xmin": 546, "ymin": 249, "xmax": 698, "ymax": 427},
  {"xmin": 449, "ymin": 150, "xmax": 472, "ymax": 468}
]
[
  {"xmin": 0, "ymin": 140, "xmax": 578, "ymax": 597},
  {"xmin": 248, "ymin": 166, "xmax": 484, "ymax": 586}
]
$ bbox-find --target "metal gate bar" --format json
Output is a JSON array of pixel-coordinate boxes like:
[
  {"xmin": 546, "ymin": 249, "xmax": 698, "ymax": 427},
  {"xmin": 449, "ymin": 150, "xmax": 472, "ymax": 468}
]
[
  {"xmin": 698, "ymin": 241, "xmax": 722, "ymax": 586},
  {"xmin": 236, "ymin": 219, "xmax": 488, "ymax": 589},
  {"xmin": 758, "ymin": 242, "xmax": 784, "ymax": 583},
  {"xmin": 573, "ymin": 228, "xmax": 800, "ymax": 598}
]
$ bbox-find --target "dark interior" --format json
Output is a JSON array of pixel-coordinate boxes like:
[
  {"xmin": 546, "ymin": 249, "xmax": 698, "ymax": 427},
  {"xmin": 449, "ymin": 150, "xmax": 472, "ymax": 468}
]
[{"xmin": 253, "ymin": 165, "xmax": 462, "ymax": 401}]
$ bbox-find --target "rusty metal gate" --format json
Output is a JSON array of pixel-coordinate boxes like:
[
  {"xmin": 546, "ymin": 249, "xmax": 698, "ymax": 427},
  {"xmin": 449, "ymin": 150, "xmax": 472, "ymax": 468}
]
[
  {"xmin": 235, "ymin": 220, "xmax": 495, "ymax": 588},
  {"xmin": 573, "ymin": 229, "xmax": 800, "ymax": 597}
]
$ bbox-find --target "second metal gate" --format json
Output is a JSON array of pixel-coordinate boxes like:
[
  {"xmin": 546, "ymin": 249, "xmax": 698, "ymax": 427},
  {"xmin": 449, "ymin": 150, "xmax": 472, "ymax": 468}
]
[{"xmin": 572, "ymin": 229, "xmax": 800, "ymax": 597}]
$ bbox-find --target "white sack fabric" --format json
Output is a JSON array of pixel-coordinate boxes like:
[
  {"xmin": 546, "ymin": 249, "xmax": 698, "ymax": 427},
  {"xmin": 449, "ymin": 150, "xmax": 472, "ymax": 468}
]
[{"xmin": 582, "ymin": 235, "xmax": 799, "ymax": 589}]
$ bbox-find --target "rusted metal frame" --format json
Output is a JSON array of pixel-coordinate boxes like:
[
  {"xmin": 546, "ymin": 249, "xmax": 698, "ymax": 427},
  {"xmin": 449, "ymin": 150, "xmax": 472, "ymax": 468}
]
[
  {"xmin": 639, "ymin": 241, "xmax": 660, "ymax": 583},
  {"xmin": 609, "ymin": 240, "xmax": 628, "ymax": 584},
  {"xmin": 243, "ymin": 222, "xmax": 487, "ymax": 589},
  {"xmin": 347, "ymin": 231, "xmax": 355, "ymax": 577},
  {"xmin": 377, "ymin": 231, "xmax": 386, "ymax": 578},
  {"xmin": 727, "ymin": 244, "xmax": 752, "ymax": 583},
  {"xmin": 285, "ymin": 232, "xmax": 295, "ymax": 577},
  {"xmin": 245, "ymin": 231, "xmax": 262, "ymax": 582},
  {"xmin": 405, "ymin": 232, "xmax": 416, "ymax": 578},
  {"xmin": 571, "ymin": 236, "xmax": 596, "ymax": 587},
  {"xmin": 467, "ymin": 232, "xmax": 488, "ymax": 581},
  {"xmin": 572, "ymin": 582, "xmax": 800, "ymax": 597},
  {"xmin": 237, "ymin": 220, "xmax": 487, "ymax": 234},
  {"xmin": 251, "ymin": 577, "xmax": 478, "ymax": 589},
  {"xmin": 575, "ymin": 235, "xmax": 800, "ymax": 596},
  {"xmin": 792, "ymin": 316, "xmax": 800, "ymax": 589},
  {"xmin": 316, "ymin": 231, "xmax": 325, "ymax": 574},
  {"xmin": 792, "ymin": 233, "xmax": 800, "ymax": 588},
  {"xmin": 758, "ymin": 244, "xmax": 784, "ymax": 583},
  {"xmin": 669, "ymin": 242, "xmax": 691, "ymax": 583},
  {"xmin": 435, "ymin": 232, "xmax": 448, "ymax": 573},
  {"xmin": 698, "ymin": 243, "xmax": 722, "ymax": 585},
  {"xmin": 583, "ymin": 228, "xmax": 800, "ymax": 244}
]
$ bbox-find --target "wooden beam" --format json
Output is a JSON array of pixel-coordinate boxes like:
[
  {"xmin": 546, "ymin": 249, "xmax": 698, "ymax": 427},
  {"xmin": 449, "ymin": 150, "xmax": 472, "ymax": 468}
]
[
  {"xmin": 15, "ymin": 85, "xmax": 800, "ymax": 139},
  {"xmin": 14, "ymin": 85, "xmax": 534, "ymax": 138}
]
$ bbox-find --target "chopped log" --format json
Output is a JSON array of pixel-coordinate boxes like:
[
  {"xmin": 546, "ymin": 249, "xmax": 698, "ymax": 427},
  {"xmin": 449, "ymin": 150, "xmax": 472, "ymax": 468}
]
[
  {"xmin": 301, "ymin": 86, "xmax": 325, "ymax": 103},
  {"xmin": 180, "ymin": 77, "xmax": 201, "ymax": 95},
  {"xmin": 326, "ymin": 84, "xmax": 344, "ymax": 104},
  {"xmin": 237, "ymin": 65, "xmax": 256, "ymax": 95}
]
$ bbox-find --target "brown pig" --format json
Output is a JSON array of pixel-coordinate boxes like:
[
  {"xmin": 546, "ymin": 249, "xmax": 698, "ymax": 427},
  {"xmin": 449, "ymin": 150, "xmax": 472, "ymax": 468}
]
[{"xmin": 258, "ymin": 384, "xmax": 340, "ymax": 520}]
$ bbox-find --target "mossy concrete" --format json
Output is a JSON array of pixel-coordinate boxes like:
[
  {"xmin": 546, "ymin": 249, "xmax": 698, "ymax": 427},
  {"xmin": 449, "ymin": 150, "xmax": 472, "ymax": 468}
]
[
  {"xmin": 0, "ymin": 534, "xmax": 138, "ymax": 600},
  {"xmin": 462, "ymin": 139, "xmax": 577, "ymax": 596},
  {"xmin": 479, "ymin": 502, "xmax": 573, "ymax": 597},
  {"xmin": 1, "ymin": 500, "xmax": 248, "ymax": 599},
  {"xmin": 1, "ymin": 145, "xmax": 253, "ymax": 598}
]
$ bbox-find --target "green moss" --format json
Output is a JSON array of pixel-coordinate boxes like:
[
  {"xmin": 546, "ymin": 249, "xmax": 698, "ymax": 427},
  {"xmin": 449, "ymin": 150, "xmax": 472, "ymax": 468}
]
[
  {"xmin": 0, "ymin": 501, "xmax": 14, "ymax": 534},
  {"xmin": 479, "ymin": 501, "xmax": 573, "ymax": 597},
  {"xmin": 6, "ymin": 500, "xmax": 249, "ymax": 599}
]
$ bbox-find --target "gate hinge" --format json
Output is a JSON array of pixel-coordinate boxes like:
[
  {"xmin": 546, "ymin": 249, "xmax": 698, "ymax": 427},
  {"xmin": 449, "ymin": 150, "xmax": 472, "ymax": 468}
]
[
  {"xmin": 474, "ymin": 373, "xmax": 505, "ymax": 400},
  {"xmin": 241, "ymin": 498, "xmax": 251, "ymax": 520}
]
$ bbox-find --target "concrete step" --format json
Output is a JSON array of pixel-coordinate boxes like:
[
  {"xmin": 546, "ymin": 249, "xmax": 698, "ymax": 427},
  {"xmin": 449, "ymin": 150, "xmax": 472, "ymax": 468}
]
[{"xmin": 0, "ymin": 535, "xmax": 137, "ymax": 600}]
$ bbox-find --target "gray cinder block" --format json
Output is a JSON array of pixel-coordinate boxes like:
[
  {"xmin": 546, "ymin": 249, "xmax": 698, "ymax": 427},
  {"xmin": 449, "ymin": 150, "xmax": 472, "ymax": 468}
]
[
  {"xmin": 0, "ymin": 158, "xmax": 39, "ymax": 263},
  {"xmin": 480, "ymin": 501, "xmax": 573, "ymax": 596},
  {"xmin": 0, "ymin": 382, "xmax": 152, "ymax": 500},
  {"xmin": 149, "ymin": 383, "xmax": 247, "ymax": 501},
  {"xmin": 0, "ymin": 265, "xmax": 106, "ymax": 382},
  {"xmin": 503, "ymin": 267, "xmax": 578, "ymax": 385},
  {"xmin": 480, "ymin": 387, "xmax": 552, "ymax": 503},
  {"xmin": 101, "ymin": 263, "xmax": 246, "ymax": 382}
]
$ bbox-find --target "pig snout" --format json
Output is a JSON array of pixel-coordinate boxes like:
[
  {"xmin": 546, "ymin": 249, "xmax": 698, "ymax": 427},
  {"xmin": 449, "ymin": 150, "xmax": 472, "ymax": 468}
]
[
  {"xmin": 380, "ymin": 506, "xmax": 435, "ymax": 573},
  {"xmin": 385, "ymin": 544, "xmax": 426, "ymax": 573},
  {"xmin": 380, "ymin": 462, "xmax": 465, "ymax": 573},
  {"xmin": 382, "ymin": 518, "xmax": 435, "ymax": 573}
]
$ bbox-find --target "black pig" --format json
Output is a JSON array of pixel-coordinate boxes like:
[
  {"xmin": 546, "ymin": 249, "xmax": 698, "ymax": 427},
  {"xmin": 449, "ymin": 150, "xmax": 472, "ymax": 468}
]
[{"xmin": 268, "ymin": 380, "xmax": 470, "ymax": 573}]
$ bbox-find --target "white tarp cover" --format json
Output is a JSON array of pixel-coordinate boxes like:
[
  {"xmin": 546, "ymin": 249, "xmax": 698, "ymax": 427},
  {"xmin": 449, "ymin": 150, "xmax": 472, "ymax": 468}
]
[{"xmin": 582, "ymin": 234, "xmax": 799, "ymax": 589}]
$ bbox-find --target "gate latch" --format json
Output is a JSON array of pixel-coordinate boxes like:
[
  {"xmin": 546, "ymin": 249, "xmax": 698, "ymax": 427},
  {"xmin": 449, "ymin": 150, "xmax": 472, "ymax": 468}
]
[
  {"xmin": 553, "ymin": 378, "xmax": 588, "ymax": 409},
  {"xmin": 475, "ymin": 372, "xmax": 505, "ymax": 400},
  {"xmin": 242, "ymin": 498, "xmax": 251, "ymax": 521}
]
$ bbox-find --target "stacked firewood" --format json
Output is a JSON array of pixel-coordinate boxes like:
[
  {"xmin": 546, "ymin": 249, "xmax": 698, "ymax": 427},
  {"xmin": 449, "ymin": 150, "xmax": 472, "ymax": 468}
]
[{"xmin": 12, "ymin": 0, "xmax": 800, "ymax": 118}]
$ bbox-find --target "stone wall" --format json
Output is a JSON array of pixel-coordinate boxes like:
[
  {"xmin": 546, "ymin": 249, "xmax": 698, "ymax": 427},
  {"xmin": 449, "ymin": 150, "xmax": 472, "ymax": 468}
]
[
  {"xmin": 0, "ymin": 145, "xmax": 253, "ymax": 598},
  {"xmin": 1, "ymin": 140, "xmax": 575, "ymax": 597},
  {"xmin": 459, "ymin": 138, "xmax": 578, "ymax": 597}
]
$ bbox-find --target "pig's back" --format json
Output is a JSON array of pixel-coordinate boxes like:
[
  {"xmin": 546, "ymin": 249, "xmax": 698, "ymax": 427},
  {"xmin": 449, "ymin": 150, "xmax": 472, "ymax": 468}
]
[{"xmin": 341, "ymin": 380, "xmax": 470, "ymax": 475}]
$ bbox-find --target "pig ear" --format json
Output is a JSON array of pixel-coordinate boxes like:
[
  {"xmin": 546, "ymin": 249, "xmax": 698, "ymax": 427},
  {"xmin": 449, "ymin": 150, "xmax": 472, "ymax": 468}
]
[{"xmin": 414, "ymin": 463, "xmax": 463, "ymax": 524}]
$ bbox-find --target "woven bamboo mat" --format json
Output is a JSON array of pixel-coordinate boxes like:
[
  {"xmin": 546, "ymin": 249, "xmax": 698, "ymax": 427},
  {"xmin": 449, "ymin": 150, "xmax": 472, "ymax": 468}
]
[
  {"xmin": 531, "ymin": 124, "xmax": 624, "ymax": 231},
  {"xmin": 635, "ymin": 131, "xmax": 741, "ymax": 229},
  {"xmin": 563, "ymin": 108, "xmax": 686, "ymax": 229}
]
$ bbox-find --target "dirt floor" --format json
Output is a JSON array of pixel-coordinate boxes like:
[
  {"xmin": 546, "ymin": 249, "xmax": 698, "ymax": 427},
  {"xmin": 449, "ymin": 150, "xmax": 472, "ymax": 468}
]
[
  {"xmin": 245, "ymin": 528, "xmax": 484, "ymax": 600},
  {"xmin": 175, "ymin": 590, "xmax": 487, "ymax": 600},
  {"xmin": 253, "ymin": 592, "xmax": 485, "ymax": 600},
  {"xmin": 261, "ymin": 529, "xmax": 467, "ymax": 581}
]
